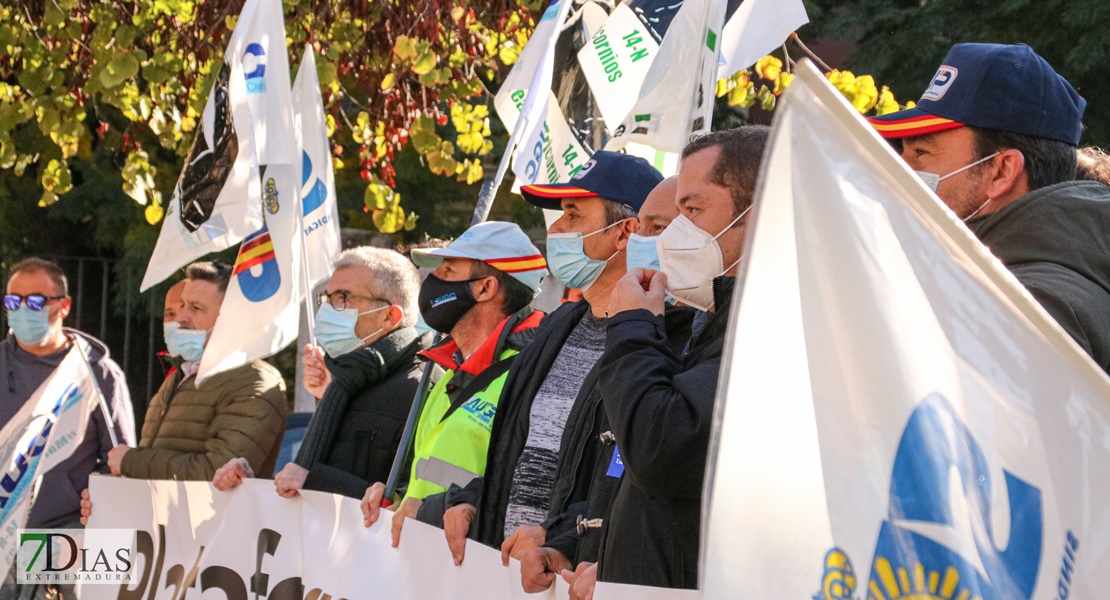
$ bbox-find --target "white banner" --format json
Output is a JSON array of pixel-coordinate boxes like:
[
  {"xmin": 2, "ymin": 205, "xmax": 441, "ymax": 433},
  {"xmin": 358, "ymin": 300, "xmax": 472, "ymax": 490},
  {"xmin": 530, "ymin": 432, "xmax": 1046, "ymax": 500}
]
[
  {"xmin": 198, "ymin": 49, "xmax": 339, "ymax": 383},
  {"xmin": 605, "ymin": 0, "xmax": 726, "ymax": 154},
  {"xmin": 717, "ymin": 0, "xmax": 808, "ymax": 79},
  {"xmin": 226, "ymin": 0, "xmax": 296, "ymax": 167},
  {"xmin": 82, "ymin": 478, "xmax": 664, "ymax": 600},
  {"xmin": 0, "ymin": 349, "xmax": 100, "ymax": 574},
  {"xmin": 702, "ymin": 60, "xmax": 1110, "ymax": 599},
  {"xmin": 576, "ymin": 3, "xmax": 661, "ymax": 127}
]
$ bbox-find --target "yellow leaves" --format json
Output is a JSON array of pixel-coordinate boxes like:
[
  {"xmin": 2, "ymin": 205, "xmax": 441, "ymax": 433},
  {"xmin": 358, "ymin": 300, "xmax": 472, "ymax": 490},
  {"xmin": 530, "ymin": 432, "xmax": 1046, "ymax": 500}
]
[
  {"xmin": 773, "ymin": 72, "xmax": 794, "ymax": 96},
  {"xmin": 380, "ymin": 73, "xmax": 395, "ymax": 91},
  {"xmin": 875, "ymin": 86, "xmax": 900, "ymax": 116},
  {"xmin": 499, "ymin": 43, "xmax": 521, "ymax": 66},
  {"xmin": 755, "ymin": 56, "xmax": 782, "ymax": 81},
  {"xmin": 408, "ymin": 114, "xmax": 442, "ymax": 154},
  {"xmin": 827, "ymin": 70, "xmax": 879, "ymax": 114},
  {"xmin": 456, "ymin": 158, "xmax": 483, "ymax": 185},
  {"xmin": 449, "ymin": 103, "xmax": 491, "ymax": 155},
  {"xmin": 393, "ymin": 35, "xmax": 418, "ymax": 60},
  {"xmin": 411, "ymin": 42, "xmax": 438, "ymax": 75},
  {"xmin": 40, "ymin": 159, "xmax": 72, "ymax": 203},
  {"xmin": 426, "ymin": 143, "xmax": 458, "ymax": 176},
  {"xmin": 145, "ymin": 202, "xmax": 164, "ymax": 225},
  {"xmin": 364, "ymin": 175, "xmax": 411, "ymax": 234}
]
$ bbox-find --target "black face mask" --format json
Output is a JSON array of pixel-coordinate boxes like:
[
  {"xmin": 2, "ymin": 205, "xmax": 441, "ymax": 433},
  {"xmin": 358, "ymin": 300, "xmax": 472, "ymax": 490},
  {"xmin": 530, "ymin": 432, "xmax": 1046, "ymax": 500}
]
[{"xmin": 418, "ymin": 274, "xmax": 481, "ymax": 334}]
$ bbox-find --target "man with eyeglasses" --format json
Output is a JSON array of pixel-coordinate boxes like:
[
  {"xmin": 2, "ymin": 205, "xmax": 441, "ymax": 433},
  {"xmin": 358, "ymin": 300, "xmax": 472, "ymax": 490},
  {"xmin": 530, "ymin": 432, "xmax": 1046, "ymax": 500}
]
[
  {"xmin": 211, "ymin": 246, "xmax": 427, "ymax": 501},
  {"xmin": 1, "ymin": 258, "xmax": 135, "ymax": 598},
  {"xmin": 359, "ymin": 221, "xmax": 548, "ymax": 547}
]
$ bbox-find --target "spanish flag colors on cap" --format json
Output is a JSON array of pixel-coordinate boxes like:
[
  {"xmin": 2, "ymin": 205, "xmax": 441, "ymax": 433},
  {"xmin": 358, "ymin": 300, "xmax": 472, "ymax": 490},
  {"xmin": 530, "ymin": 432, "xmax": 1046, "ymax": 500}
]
[{"xmin": 411, "ymin": 221, "xmax": 548, "ymax": 293}]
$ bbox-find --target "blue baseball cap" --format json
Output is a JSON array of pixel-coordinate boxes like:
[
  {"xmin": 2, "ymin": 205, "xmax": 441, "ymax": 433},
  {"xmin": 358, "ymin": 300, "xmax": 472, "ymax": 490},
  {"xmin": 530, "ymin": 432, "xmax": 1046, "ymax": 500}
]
[
  {"xmin": 868, "ymin": 43, "xmax": 1086, "ymax": 146},
  {"xmin": 520, "ymin": 151, "xmax": 664, "ymax": 211}
]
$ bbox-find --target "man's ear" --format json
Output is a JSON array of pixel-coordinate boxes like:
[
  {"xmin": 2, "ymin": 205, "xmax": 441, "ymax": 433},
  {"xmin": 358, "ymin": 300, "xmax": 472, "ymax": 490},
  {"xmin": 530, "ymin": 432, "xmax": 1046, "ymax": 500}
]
[
  {"xmin": 613, "ymin": 218, "xmax": 639, "ymax": 252},
  {"xmin": 57, "ymin": 297, "xmax": 72, "ymax": 320},
  {"xmin": 472, "ymin": 275, "xmax": 500, "ymax": 304},
  {"xmin": 384, "ymin": 305, "xmax": 405, "ymax": 330},
  {"xmin": 986, "ymin": 148, "xmax": 1027, "ymax": 201}
]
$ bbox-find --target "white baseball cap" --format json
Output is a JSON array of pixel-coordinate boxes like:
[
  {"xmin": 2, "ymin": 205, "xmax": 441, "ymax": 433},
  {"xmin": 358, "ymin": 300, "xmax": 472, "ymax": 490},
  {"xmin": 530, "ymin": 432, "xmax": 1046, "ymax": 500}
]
[{"xmin": 411, "ymin": 221, "xmax": 548, "ymax": 293}]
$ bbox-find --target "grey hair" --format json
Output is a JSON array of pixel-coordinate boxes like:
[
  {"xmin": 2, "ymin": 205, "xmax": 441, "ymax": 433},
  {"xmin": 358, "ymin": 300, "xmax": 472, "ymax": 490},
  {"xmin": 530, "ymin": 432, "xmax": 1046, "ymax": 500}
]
[{"xmin": 333, "ymin": 246, "xmax": 420, "ymax": 327}]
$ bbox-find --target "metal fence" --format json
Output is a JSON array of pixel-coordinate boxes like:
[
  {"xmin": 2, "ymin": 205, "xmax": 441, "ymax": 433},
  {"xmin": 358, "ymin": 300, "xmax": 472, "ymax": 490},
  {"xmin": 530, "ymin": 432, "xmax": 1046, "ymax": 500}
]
[{"xmin": 1, "ymin": 255, "xmax": 162, "ymax": 422}]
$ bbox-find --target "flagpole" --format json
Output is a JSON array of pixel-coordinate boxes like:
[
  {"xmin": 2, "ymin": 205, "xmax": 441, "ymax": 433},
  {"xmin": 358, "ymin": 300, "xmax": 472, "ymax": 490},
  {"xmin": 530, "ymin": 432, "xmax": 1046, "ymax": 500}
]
[{"xmin": 470, "ymin": 0, "xmax": 575, "ymax": 226}]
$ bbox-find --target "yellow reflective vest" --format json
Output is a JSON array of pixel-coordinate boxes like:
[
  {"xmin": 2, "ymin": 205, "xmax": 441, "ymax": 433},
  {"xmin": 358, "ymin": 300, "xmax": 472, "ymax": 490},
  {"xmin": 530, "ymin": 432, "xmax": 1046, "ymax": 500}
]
[{"xmin": 404, "ymin": 347, "xmax": 517, "ymax": 501}]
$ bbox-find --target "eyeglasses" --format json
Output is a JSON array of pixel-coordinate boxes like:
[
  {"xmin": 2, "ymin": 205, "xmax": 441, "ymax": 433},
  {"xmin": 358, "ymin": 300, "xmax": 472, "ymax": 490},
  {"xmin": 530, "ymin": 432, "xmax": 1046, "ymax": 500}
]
[
  {"xmin": 3, "ymin": 294, "xmax": 65, "ymax": 312},
  {"xmin": 316, "ymin": 291, "xmax": 387, "ymax": 311}
]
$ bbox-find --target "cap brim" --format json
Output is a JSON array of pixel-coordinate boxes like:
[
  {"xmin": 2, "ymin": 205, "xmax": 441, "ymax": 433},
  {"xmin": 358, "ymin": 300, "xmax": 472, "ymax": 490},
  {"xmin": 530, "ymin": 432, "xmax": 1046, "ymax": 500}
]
[
  {"xmin": 519, "ymin": 183, "xmax": 597, "ymax": 210},
  {"xmin": 410, "ymin": 247, "xmax": 478, "ymax": 270},
  {"xmin": 867, "ymin": 106, "xmax": 965, "ymax": 139}
]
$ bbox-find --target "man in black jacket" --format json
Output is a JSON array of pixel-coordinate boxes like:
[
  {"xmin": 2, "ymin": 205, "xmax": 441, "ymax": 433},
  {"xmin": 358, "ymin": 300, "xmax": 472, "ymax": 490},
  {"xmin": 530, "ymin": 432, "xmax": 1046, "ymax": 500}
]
[
  {"xmin": 591, "ymin": 126, "xmax": 769, "ymax": 590},
  {"xmin": 414, "ymin": 152, "xmax": 663, "ymax": 566},
  {"xmin": 868, "ymin": 43, "xmax": 1110, "ymax": 374},
  {"xmin": 213, "ymin": 246, "xmax": 424, "ymax": 499}
]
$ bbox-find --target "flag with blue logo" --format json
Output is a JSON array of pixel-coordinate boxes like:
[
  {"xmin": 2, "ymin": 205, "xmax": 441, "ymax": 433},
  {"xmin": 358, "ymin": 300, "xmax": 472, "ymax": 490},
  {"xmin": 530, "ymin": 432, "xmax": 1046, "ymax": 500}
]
[
  {"xmin": 0, "ymin": 348, "xmax": 100, "ymax": 575},
  {"xmin": 198, "ymin": 48, "xmax": 338, "ymax": 384},
  {"xmin": 140, "ymin": 0, "xmax": 296, "ymax": 291},
  {"xmin": 701, "ymin": 60, "xmax": 1110, "ymax": 600}
]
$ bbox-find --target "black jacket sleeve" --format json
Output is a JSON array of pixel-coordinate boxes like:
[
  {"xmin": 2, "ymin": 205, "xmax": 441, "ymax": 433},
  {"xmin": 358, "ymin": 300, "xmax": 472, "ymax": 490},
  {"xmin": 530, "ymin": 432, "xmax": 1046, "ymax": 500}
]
[
  {"xmin": 303, "ymin": 463, "xmax": 371, "ymax": 500},
  {"xmin": 597, "ymin": 309, "xmax": 718, "ymax": 497}
]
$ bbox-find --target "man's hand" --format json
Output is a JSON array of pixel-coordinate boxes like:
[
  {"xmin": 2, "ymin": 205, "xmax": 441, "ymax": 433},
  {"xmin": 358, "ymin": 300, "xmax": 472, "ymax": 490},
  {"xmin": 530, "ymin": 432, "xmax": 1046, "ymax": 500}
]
[
  {"xmin": 443, "ymin": 502, "xmax": 478, "ymax": 566},
  {"xmin": 212, "ymin": 458, "xmax": 254, "ymax": 491},
  {"xmin": 562, "ymin": 562, "xmax": 598, "ymax": 600},
  {"xmin": 607, "ymin": 267, "xmax": 666, "ymax": 317},
  {"xmin": 519, "ymin": 547, "xmax": 572, "ymax": 593},
  {"xmin": 79, "ymin": 489, "xmax": 93, "ymax": 526},
  {"xmin": 107, "ymin": 444, "xmax": 132, "ymax": 476},
  {"xmin": 501, "ymin": 524, "xmax": 546, "ymax": 565},
  {"xmin": 390, "ymin": 496, "xmax": 422, "ymax": 548},
  {"xmin": 273, "ymin": 463, "xmax": 309, "ymax": 498},
  {"xmin": 302, "ymin": 344, "xmax": 332, "ymax": 400},
  {"xmin": 361, "ymin": 482, "xmax": 389, "ymax": 528}
]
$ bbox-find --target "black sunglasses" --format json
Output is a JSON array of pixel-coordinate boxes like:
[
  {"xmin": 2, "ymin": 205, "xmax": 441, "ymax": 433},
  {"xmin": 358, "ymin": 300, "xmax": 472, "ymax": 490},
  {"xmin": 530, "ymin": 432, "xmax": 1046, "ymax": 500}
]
[{"xmin": 3, "ymin": 294, "xmax": 65, "ymax": 312}]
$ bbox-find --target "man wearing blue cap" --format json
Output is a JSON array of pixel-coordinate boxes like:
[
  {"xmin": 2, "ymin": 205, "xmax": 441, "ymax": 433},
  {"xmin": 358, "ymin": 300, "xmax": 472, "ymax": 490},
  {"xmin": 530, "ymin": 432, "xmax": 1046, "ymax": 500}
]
[
  {"xmin": 413, "ymin": 151, "xmax": 664, "ymax": 566},
  {"xmin": 869, "ymin": 42, "xmax": 1110, "ymax": 374}
]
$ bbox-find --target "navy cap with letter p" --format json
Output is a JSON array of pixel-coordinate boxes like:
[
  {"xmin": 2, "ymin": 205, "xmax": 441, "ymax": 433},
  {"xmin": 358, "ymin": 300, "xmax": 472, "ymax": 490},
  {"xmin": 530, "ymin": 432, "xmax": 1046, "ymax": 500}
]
[
  {"xmin": 520, "ymin": 151, "xmax": 664, "ymax": 211},
  {"xmin": 868, "ymin": 43, "xmax": 1086, "ymax": 146}
]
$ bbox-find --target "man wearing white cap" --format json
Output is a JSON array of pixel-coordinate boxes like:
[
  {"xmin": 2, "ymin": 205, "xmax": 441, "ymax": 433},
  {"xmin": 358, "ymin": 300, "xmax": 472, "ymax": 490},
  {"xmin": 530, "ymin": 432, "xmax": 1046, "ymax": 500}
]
[{"xmin": 360, "ymin": 221, "xmax": 549, "ymax": 546}]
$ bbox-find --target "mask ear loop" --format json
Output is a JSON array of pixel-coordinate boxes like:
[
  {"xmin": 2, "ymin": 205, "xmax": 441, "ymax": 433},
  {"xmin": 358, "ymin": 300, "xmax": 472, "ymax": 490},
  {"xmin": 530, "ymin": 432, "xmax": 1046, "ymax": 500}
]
[
  {"xmin": 712, "ymin": 204, "xmax": 753, "ymax": 241},
  {"xmin": 356, "ymin": 304, "xmax": 400, "ymax": 344},
  {"xmin": 582, "ymin": 217, "xmax": 628, "ymax": 239}
]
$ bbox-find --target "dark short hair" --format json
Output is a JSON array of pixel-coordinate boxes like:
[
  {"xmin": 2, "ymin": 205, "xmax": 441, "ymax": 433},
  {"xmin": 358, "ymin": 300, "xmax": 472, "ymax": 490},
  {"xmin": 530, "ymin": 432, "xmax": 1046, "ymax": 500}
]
[
  {"xmin": 184, "ymin": 261, "xmax": 232, "ymax": 294},
  {"xmin": 469, "ymin": 260, "xmax": 534, "ymax": 316},
  {"xmin": 600, "ymin": 197, "xmax": 638, "ymax": 226},
  {"xmin": 9, "ymin": 258, "xmax": 68, "ymax": 296},
  {"xmin": 969, "ymin": 126, "xmax": 1077, "ymax": 191},
  {"xmin": 681, "ymin": 126, "xmax": 771, "ymax": 215}
]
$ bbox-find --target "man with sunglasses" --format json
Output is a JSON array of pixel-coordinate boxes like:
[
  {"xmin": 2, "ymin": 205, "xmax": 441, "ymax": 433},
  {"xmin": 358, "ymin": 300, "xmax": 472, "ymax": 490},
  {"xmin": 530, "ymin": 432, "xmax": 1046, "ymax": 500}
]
[
  {"xmin": 1, "ymin": 258, "xmax": 135, "ymax": 597},
  {"xmin": 212, "ymin": 246, "xmax": 426, "ymax": 500}
]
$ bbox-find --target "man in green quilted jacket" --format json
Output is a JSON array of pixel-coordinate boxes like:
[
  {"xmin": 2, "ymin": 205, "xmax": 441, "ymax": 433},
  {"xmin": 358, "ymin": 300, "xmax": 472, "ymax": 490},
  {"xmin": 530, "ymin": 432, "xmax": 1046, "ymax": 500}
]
[{"xmin": 107, "ymin": 261, "xmax": 288, "ymax": 480}]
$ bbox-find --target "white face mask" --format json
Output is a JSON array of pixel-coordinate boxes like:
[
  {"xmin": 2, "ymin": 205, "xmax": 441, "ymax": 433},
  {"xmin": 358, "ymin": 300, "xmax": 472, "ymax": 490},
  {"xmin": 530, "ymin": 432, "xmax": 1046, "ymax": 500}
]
[
  {"xmin": 657, "ymin": 206, "xmax": 751, "ymax": 311},
  {"xmin": 915, "ymin": 152, "xmax": 1000, "ymax": 192}
]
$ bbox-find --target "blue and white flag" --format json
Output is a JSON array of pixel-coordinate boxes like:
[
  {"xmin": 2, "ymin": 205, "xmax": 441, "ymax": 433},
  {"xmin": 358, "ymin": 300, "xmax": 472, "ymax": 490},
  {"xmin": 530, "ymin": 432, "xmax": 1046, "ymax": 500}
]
[
  {"xmin": 198, "ymin": 49, "xmax": 339, "ymax": 383},
  {"xmin": 0, "ymin": 349, "xmax": 101, "ymax": 575},
  {"xmin": 140, "ymin": 0, "xmax": 296, "ymax": 291},
  {"xmin": 701, "ymin": 60, "xmax": 1110, "ymax": 599}
]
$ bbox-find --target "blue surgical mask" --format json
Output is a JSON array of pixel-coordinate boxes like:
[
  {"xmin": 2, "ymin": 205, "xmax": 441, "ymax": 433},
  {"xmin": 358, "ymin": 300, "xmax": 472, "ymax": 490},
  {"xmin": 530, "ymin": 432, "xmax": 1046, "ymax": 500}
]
[
  {"xmin": 314, "ymin": 302, "xmax": 389, "ymax": 358},
  {"xmin": 163, "ymin": 322, "xmax": 183, "ymax": 357},
  {"xmin": 166, "ymin": 326, "xmax": 208, "ymax": 363},
  {"xmin": 7, "ymin": 306, "xmax": 52, "ymax": 345},
  {"xmin": 625, "ymin": 233, "xmax": 661, "ymax": 271},
  {"xmin": 546, "ymin": 221, "xmax": 623, "ymax": 291}
]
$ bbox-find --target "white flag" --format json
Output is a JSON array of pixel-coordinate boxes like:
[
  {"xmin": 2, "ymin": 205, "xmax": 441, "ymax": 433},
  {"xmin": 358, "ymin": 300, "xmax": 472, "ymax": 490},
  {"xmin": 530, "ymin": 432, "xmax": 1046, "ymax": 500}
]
[
  {"xmin": 0, "ymin": 349, "xmax": 101, "ymax": 574},
  {"xmin": 295, "ymin": 49, "xmax": 341, "ymax": 290},
  {"xmin": 716, "ymin": 0, "xmax": 808, "ymax": 79},
  {"xmin": 198, "ymin": 49, "xmax": 340, "ymax": 383},
  {"xmin": 605, "ymin": 0, "xmax": 727, "ymax": 153},
  {"xmin": 701, "ymin": 60, "xmax": 1110, "ymax": 599},
  {"xmin": 140, "ymin": 0, "xmax": 296, "ymax": 291},
  {"xmin": 227, "ymin": 0, "xmax": 296, "ymax": 166}
]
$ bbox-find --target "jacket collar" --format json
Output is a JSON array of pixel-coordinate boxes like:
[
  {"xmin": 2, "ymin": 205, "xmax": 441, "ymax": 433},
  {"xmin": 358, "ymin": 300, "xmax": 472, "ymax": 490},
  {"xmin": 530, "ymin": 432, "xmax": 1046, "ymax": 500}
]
[{"xmin": 419, "ymin": 308, "xmax": 544, "ymax": 376}]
